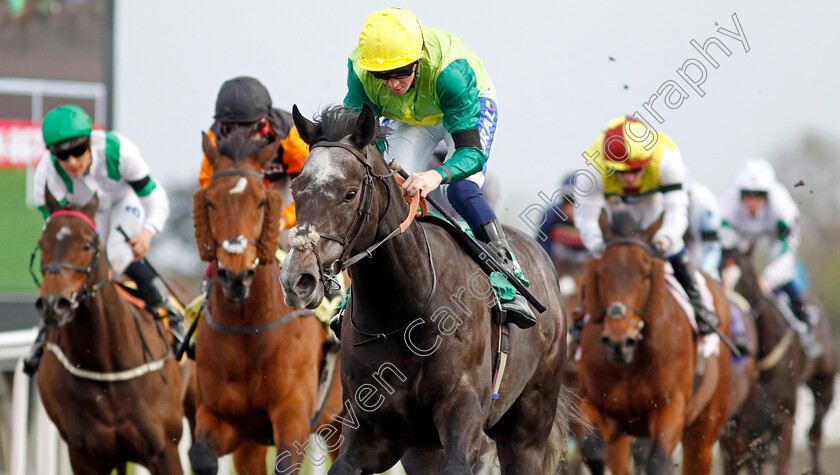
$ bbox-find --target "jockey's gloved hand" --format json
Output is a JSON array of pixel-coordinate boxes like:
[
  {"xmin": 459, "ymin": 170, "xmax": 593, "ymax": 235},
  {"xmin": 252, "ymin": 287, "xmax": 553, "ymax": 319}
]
[{"xmin": 651, "ymin": 239, "xmax": 670, "ymax": 257}]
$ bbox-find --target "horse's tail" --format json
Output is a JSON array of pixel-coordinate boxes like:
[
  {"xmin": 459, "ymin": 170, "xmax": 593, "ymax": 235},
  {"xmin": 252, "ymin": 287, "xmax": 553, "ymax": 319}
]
[{"xmin": 542, "ymin": 385, "xmax": 590, "ymax": 475}]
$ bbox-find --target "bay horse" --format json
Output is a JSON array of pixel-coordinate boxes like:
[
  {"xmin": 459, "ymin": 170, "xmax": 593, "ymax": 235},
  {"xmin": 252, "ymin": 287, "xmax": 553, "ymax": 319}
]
[
  {"xmin": 577, "ymin": 210, "xmax": 732, "ymax": 474},
  {"xmin": 33, "ymin": 190, "xmax": 184, "ymax": 474},
  {"xmin": 280, "ymin": 104, "xmax": 572, "ymax": 474},
  {"xmin": 720, "ymin": 248, "xmax": 836, "ymax": 474},
  {"xmin": 190, "ymin": 130, "xmax": 343, "ymax": 474}
]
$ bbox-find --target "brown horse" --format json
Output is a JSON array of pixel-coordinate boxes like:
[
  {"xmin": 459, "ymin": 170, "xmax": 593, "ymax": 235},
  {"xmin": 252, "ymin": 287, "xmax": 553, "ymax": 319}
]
[
  {"xmin": 33, "ymin": 191, "xmax": 184, "ymax": 474},
  {"xmin": 720, "ymin": 248, "xmax": 836, "ymax": 474},
  {"xmin": 577, "ymin": 210, "xmax": 732, "ymax": 474},
  {"xmin": 280, "ymin": 105, "xmax": 572, "ymax": 474},
  {"xmin": 190, "ymin": 130, "xmax": 343, "ymax": 474}
]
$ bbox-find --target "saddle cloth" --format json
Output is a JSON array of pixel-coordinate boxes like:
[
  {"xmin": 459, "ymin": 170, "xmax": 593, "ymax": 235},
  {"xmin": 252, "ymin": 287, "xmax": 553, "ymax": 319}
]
[{"xmin": 663, "ymin": 263, "xmax": 720, "ymax": 357}]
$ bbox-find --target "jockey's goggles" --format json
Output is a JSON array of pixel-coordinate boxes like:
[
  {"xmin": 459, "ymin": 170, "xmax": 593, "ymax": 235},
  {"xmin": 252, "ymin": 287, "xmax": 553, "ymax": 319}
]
[
  {"xmin": 370, "ymin": 61, "xmax": 419, "ymax": 80},
  {"xmin": 740, "ymin": 190, "xmax": 768, "ymax": 199},
  {"xmin": 219, "ymin": 118, "xmax": 269, "ymax": 137},
  {"xmin": 615, "ymin": 167, "xmax": 645, "ymax": 175},
  {"xmin": 50, "ymin": 138, "xmax": 90, "ymax": 161}
]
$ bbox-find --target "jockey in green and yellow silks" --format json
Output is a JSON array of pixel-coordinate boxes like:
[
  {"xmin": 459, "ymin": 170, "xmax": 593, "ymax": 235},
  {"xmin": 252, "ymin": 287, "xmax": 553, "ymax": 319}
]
[{"xmin": 339, "ymin": 8, "xmax": 535, "ymax": 333}]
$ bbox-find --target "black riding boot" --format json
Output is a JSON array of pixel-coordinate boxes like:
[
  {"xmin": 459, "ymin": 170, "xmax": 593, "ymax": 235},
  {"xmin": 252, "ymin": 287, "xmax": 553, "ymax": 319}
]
[
  {"xmin": 790, "ymin": 299, "xmax": 810, "ymax": 328},
  {"xmin": 474, "ymin": 219, "xmax": 537, "ymax": 329},
  {"xmin": 125, "ymin": 262, "xmax": 187, "ymax": 348},
  {"xmin": 670, "ymin": 252, "xmax": 719, "ymax": 336},
  {"xmin": 22, "ymin": 321, "xmax": 48, "ymax": 376}
]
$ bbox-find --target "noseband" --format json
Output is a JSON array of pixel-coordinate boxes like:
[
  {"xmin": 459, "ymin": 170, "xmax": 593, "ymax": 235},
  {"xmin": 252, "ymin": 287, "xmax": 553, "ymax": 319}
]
[
  {"xmin": 209, "ymin": 169, "xmax": 265, "ymax": 269},
  {"xmin": 30, "ymin": 210, "xmax": 108, "ymax": 317}
]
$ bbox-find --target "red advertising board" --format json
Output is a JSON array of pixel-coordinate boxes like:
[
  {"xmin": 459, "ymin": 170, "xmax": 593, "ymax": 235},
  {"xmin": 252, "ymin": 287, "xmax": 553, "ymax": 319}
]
[{"xmin": 0, "ymin": 119, "xmax": 45, "ymax": 168}]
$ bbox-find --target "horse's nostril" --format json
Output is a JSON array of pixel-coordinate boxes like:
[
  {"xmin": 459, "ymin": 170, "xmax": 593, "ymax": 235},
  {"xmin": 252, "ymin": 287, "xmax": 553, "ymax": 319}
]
[
  {"xmin": 624, "ymin": 337, "xmax": 638, "ymax": 347},
  {"xmin": 56, "ymin": 297, "xmax": 72, "ymax": 313},
  {"xmin": 35, "ymin": 297, "xmax": 47, "ymax": 315},
  {"xmin": 242, "ymin": 269, "xmax": 256, "ymax": 283},
  {"xmin": 217, "ymin": 269, "xmax": 234, "ymax": 286},
  {"xmin": 294, "ymin": 273, "xmax": 317, "ymax": 295},
  {"xmin": 600, "ymin": 335, "xmax": 611, "ymax": 346}
]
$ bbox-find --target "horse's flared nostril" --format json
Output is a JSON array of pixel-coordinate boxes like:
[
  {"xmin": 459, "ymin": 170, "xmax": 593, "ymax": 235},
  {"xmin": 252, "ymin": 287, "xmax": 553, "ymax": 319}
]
[
  {"xmin": 241, "ymin": 269, "xmax": 256, "ymax": 285},
  {"xmin": 294, "ymin": 273, "xmax": 317, "ymax": 296},
  {"xmin": 217, "ymin": 269, "xmax": 235, "ymax": 287},
  {"xmin": 601, "ymin": 335, "xmax": 611, "ymax": 346},
  {"xmin": 624, "ymin": 337, "xmax": 638, "ymax": 348},
  {"xmin": 35, "ymin": 297, "xmax": 48, "ymax": 316},
  {"xmin": 56, "ymin": 297, "xmax": 72, "ymax": 314}
]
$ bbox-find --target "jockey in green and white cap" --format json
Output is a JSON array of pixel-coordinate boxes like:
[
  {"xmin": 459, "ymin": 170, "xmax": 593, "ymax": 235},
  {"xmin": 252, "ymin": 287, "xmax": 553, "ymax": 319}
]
[{"xmin": 24, "ymin": 105, "xmax": 185, "ymax": 375}]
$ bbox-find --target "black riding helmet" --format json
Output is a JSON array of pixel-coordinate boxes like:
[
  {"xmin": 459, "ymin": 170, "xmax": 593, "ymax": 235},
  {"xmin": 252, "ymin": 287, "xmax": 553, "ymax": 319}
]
[{"xmin": 214, "ymin": 76, "xmax": 272, "ymax": 124}]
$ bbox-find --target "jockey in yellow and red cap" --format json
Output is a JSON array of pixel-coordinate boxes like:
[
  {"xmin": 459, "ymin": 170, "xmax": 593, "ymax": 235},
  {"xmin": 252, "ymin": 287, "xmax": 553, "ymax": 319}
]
[{"xmin": 574, "ymin": 116, "xmax": 720, "ymax": 336}]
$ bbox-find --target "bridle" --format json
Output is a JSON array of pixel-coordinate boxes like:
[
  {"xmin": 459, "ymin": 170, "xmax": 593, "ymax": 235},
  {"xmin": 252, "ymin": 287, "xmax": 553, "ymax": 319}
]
[
  {"xmin": 598, "ymin": 237, "xmax": 662, "ymax": 336},
  {"xmin": 291, "ymin": 137, "xmax": 419, "ymax": 293},
  {"xmin": 208, "ymin": 168, "xmax": 265, "ymax": 270},
  {"xmin": 30, "ymin": 210, "xmax": 109, "ymax": 321}
]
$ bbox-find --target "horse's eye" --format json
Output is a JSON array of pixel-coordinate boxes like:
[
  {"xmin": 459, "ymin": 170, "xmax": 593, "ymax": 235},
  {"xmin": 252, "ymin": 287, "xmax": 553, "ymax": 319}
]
[
  {"xmin": 344, "ymin": 189, "xmax": 358, "ymax": 202},
  {"xmin": 205, "ymin": 199, "xmax": 215, "ymax": 210},
  {"xmin": 83, "ymin": 241, "xmax": 93, "ymax": 252},
  {"xmin": 258, "ymin": 198, "xmax": 267, "ymax": 209}
]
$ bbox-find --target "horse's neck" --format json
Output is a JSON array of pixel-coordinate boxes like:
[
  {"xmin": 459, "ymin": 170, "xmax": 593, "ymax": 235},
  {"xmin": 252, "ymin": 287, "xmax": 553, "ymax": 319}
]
[
  {"xmin": 53, "ymin": 275, "xmax": 145, "ymax": 371},
  {"xmin": 350, "ymin": 205, "xmax": 435, "ymax": 321},
  {"xmin": 211, "ymin": 263, "xmax": 286, "ymax": 322}
]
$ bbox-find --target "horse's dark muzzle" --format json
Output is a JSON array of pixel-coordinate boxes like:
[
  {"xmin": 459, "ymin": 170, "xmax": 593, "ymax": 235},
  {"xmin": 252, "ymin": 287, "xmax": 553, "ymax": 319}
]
[
  {"xmin": 217, "ymin": 268, "xmax": 255, "ymax": 302},
  {"xmin": 35, "ymin": 295, "xmax": 72, "ymax": 325},
  {"xmin": 601, "ymin": 335, "xmax": 639, "ymax": 364}
]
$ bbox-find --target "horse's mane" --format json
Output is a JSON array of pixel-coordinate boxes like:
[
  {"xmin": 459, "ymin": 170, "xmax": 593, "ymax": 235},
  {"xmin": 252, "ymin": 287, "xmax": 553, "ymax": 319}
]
[
  {"xmin": 610, "ymin": 208, "xmax": 645, "ymax": 238},
  {"xmin": 313, "ymin": 105, "xmax": 389, "ymax": 145},
  {"xmin": 217, "ymin": 129, "xmax": 267, "ymax": 164}
]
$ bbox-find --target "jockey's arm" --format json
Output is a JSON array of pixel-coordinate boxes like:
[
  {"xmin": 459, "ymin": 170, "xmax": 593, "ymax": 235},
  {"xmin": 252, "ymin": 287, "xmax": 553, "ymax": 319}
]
[
  {"xmin": 344, "ymin": 60, "xmax": 389, "ymax": 152},
  {"xmin": 432, "ymin": 60, "xmax": 486, "ymax": 184},
  {"xmin": 118, "ymin": 135, "xmax": 170, "ymax": 236},
  {"xmin": 693, "ymin": 183, "xmax": 723, "ymax": 276},
  {"xmin": 653, "ymin": 149, "xmax": 689, "ymax": 255},
  {"xmin": 762, "ymin": 183, "xmax": 801, "ymax": 289},
  {"xmin": 718, "ymin": 188, "xmax": 742, "ymax": 250},
  {"xmin": 575, "ymin": 158, "xmax": 607, "ymax": 256},
  {"xmin": 33, "ymin": 152, "xmax": 67, "ymax": 219}
]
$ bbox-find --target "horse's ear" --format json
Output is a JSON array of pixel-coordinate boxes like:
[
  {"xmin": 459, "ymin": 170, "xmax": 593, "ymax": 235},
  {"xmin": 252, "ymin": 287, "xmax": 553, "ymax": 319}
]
[
  {"xmin": 351, "ymin": 104, "xmax": 376, "ymax": 149},
  {"xmin": 292, "ymin": 104, "xmax": 319, "ymax": 145},
  {"xmin": 644, "ymin": 212, "xmax": 664, "ymax": 244},
  {"xmin": 44, "ymin": 185, "xmax": 62, "ymax": 215},
  {"xmin": 79, "ymin": 193, "xmax": 99, "ymax": 220},
  {"xmin": 255, "ymin": 139, "xmax": 282, "ymax": 170},
  {"xmin": 598, "ymin": 208, "xmax": 611, "ymax": 241},
  {"xmin": 202, "ymin": 131, "xmax": 219, "ymax": 169}
]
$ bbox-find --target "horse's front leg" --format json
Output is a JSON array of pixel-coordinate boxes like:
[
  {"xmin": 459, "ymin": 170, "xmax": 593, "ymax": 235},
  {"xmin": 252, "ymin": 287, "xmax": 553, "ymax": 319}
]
[
  {"xmin": 433, "ymin": 391, "xmax": 485, "ymax": 474},
  {"xmin": 190, "ymin": 406, "xmax": 243, "ymax": 475},
  {"xmin": 646, "ymin": 392, "xmax": 687, "ymax": 475},
  {"xmin": 269, "ymin": 394, "xmax": 320, "ymax": 474},
  {"xmin": 328, "ymin": 419, "xmax": 403, "ymax": 475}
]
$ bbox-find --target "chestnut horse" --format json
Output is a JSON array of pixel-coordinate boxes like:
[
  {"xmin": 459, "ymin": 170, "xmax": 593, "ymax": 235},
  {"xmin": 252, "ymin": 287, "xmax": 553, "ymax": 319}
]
[
  {"xmin": 720, "ymin": 248, "xmax": 836, "ymax": 474},
  {"xmin": 190, "ymin": 131, "xmax": 343, "ymax": 474},
  {"xmin": 33, "ymin": 191, "xmax": 184, "ymax": 474},
  {"xmin": 578, "ymin": 210, "xmax": 732, "ymax": 474},
  {"xmin": 281, "ymin": 105, "xmax": 572, "ymax": 474}
]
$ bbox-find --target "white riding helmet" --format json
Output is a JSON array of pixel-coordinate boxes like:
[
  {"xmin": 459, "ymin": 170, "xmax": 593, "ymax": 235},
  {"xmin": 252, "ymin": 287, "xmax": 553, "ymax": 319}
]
[{"xmin": 735, "ymin": 158, "xmax": 776, "ymax": 194}]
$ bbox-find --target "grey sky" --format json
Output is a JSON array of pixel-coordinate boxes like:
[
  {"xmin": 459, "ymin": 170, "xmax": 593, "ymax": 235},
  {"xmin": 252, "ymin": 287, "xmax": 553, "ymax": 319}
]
[{"xmin": 114, "ymin": 0, "xmax": 840, "ymax": 229}]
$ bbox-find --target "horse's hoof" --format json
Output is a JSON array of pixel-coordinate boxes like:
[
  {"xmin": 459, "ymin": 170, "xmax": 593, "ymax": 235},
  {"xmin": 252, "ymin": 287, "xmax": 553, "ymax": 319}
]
[{"xmin": 189, "ymin": 441, "xmax": 218, "ymax": 475}]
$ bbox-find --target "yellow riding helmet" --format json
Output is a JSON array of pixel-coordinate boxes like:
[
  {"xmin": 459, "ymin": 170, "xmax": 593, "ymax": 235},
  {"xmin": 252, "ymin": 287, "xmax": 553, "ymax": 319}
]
[
  {"xmin": 602, "ymin": 116, "xmax": 655, "ymax": 171},
  {"xmin": 358, "ymin": 8, "xmax": 425, "ymax": 72}
]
